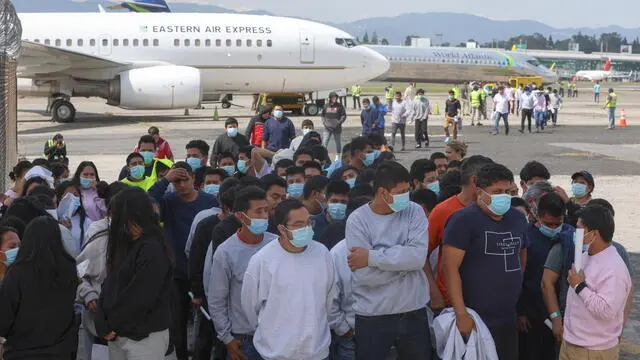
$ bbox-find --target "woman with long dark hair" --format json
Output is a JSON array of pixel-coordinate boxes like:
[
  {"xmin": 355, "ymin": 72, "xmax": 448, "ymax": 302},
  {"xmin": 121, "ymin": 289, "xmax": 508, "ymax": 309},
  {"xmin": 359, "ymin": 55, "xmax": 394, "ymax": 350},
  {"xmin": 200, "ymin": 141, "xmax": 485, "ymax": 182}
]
[
  {"xmin": 95, "ymin": 187, "xmax": 173, "ymax": 358},
  {"xmin": 71, "ymin": 161, "xmax": 107, "ymax": 222},
  {"xmin": 0, "ymin": 216, "xmax": 79, "ymax": 359}
]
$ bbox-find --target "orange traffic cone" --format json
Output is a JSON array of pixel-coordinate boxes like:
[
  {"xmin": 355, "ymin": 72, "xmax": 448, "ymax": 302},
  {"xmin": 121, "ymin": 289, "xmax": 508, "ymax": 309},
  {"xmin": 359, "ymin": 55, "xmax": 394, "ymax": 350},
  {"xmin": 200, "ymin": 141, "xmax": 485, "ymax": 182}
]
[{"xmin": 619, "ymin": 109, "xmax": 628, "ymax": 127}]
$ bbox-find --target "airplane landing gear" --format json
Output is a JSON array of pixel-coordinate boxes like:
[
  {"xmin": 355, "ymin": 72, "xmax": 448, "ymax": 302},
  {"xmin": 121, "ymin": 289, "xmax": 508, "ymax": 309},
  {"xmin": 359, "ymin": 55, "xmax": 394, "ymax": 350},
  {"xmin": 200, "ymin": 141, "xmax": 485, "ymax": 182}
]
[{"xmin": 48, "ymin": 95, "xmax": 76, "ymax": 123}]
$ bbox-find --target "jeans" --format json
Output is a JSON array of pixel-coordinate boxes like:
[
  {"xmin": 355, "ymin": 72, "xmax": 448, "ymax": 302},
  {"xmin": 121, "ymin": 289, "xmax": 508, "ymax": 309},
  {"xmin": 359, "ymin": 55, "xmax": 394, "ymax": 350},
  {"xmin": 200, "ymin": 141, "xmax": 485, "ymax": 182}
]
[
  {"xmin": 414, "ymin": 118, "xmax": 429, "ymax": 145},
  {"xmin": 521, "ymin": 108, "xmax": 532, "ymax": 132},
  {"xmin": 595, "ymin": 93, "xmax": 600, "ymax": 103},
  {"xmin": 534, "ymin": 109, "xmax": 546, "ymax": 130},
  {"xmin": 330, "ymin": 332, "xmax": 356, "ymax": 360},
  {"xmin": 229, "ymin": 334, "xmax": 262, "ymax": 360},
  {"xmin": 493, "ymin": 112, "xmax": 509, "ymax": 134},
  {"xmin": 108, "ymin": 329, "xmax": 170, "ymax": 360},
  {"xmin": 355, "ymin": 308, "xmax": 432, "ymax": 360},
  {"xmin": 608, "ymin": 107, "xmax": 616, "ymax": 129},
  {"xmin": 488, "ymin": 322, "xmax": 518, "ymax": 360},
  {"xmin": 391, "ymin": 123, "xmax": 406, "ymax": 149},
  {"xmin": 323, "ymin": 128, "xmax": 343, "ymax": 153}
]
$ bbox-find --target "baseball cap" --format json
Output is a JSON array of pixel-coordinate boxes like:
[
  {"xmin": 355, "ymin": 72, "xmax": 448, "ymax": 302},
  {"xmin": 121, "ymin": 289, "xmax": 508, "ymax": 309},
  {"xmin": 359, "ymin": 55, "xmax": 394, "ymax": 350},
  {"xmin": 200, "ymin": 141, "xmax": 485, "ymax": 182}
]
[{"xmin": 571, "ymin": 170, "xmax": 594, "ymax": 189}]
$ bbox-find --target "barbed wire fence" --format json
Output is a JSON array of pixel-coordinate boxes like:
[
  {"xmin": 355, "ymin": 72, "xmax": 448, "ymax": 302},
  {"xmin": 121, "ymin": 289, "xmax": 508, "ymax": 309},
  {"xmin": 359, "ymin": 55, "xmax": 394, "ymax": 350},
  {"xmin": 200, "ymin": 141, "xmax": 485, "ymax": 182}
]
[{"xmin": 0, "ymin": 0, "xmax": 21, "ymax": 191}]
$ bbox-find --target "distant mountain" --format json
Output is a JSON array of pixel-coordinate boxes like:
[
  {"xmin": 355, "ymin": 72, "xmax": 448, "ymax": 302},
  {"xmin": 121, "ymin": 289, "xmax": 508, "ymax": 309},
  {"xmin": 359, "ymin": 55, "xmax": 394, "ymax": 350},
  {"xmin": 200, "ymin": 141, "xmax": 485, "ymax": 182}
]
[{"xmin": 12, "ymin": 1, "xmax": 640, "ymax": 45}]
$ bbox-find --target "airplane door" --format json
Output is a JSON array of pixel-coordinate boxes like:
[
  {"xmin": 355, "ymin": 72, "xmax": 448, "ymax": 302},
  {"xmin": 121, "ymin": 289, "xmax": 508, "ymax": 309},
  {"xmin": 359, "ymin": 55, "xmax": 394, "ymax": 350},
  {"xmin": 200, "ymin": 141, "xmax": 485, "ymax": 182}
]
[
  {"xmin": 99, "ymin": 35, "xmax": 112, "ymax": 56},
  {"xmin": 300, "ymin": 31, "xmax": 315, "ymax": 64}
]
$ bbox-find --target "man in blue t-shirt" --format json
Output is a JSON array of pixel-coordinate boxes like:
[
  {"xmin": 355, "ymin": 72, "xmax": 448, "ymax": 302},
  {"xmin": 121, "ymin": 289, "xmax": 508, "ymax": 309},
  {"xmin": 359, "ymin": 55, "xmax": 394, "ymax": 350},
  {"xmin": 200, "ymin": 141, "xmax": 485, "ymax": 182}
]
[
  {"xmin": 442, "ymin": 163, "xmax": 528, "ymax": 360},
  {"xmin": 262, "ymin": 105, "xmax": 296, "ymax": 151}
]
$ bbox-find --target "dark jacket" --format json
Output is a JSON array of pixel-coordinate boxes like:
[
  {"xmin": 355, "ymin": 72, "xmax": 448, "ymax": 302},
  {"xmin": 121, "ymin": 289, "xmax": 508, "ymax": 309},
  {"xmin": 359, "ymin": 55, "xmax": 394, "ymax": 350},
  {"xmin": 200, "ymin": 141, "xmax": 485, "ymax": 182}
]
[
  {"xmin": 209, "ymin": 132, "xmax": 250, "ymax": 166},
  {"xmin": 188, "ymin": 214, "xmax": 222, "ymax": 299},
  {"xmin": 0, "ymin": 265, "xmax": 78, "ymax": 359},
  {"xmin": 321, "ymin": 101, "xmax": 347, "ymax": 131},
  {"xmin": 44, "ymin": 139, "xmax": 67, "ymax": 162},
  {"xmin": 95, "ymin": 236, "xmax": 172, "ymax": 340},
  {"xmin": 360, "ymin": 106, "xmax": 379, "ymax": 135}
]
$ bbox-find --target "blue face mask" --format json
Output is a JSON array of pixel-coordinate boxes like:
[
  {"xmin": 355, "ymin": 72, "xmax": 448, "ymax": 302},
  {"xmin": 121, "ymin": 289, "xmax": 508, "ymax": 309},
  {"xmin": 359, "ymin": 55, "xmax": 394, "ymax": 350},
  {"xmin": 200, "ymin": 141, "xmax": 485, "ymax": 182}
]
[
  {"xmin": 363, "ymin": 152, "xmax": 376, "ymax": 166},
  {"xmin": 426, "ymin": 181, "xmax": 440, "ymax": 197},
  {"xmin": 244, "ymin": 214, "xmax": 269, "ymax": 235},
  {"xmin": 140, "ymin": 151, "xmax": 155, "ymax": 165},
  {"xmin": 61, "ymin": 178, "xmax": 72, "ymax": 183},
  {"xmin": 237, "ymin": 160, "xmax": 249, "ymax": 174},
  {"xmin": 539, "ymin": 224, "xmax": 562, "ymax": 238},
  {"xmin": 227, "ymin": 127, "xmax": 238, "ymax": 137},
  {"xmin": 385, "ymin": 191, "xmax": 411, "ymax": 213},
  {"xmin": 483, "ymin": 192, "xmax": 512, "ymax": 216},
  {"xmin": 273, "ymin": 110, "xmax": 284, "ymax": 118},
  {"xmin": 328, "ymin": 203, "xmax": 347, "ymax": 220},
  {"xmin": 572, "ymin": 183, "xmax": 588, "ymax": 198},
  {"xmin": 130, "ymin": 165, "xmax": 145, "ymax": 180},
  {"xmin": 346, "ymin": 178, "xmax": 356, "ymax": 189},
  {"xmin": 302, "ymin": 128, "xmax": 312, "ymax": 135},
  {"xmin": 186, "ymin": 157, "xmax": 202, "ymax": 171},
  {"xmin": 221, "ymin": 165, "xmax": 236, "ymax": 176},
  {"xmin": 80, "ymin": 177, "xmax": 93, "ymax": 189},
  {"xmin": 373, "ymin": 150, "xmax": 381, "ymax": 160},
  {"xmin": 2, "ymin": 247, "xmax": 19, "ymax": 265},
  {"xmin": 204, "ymin": 184, "xmax": 220, "ymax": 196},
  {"xmin": 288, "ymin": 226, "xmax": 314, "ymax": 248},
  {"xmin": 288, "ymin": 183, "xmax": 304, "ymax": 198}
]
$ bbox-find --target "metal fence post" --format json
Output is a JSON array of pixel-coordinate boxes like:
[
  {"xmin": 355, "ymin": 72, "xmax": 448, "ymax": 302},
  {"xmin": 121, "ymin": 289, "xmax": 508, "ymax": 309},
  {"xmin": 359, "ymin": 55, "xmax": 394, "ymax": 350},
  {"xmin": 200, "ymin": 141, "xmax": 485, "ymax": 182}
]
[{"xmin": 0, "ymin": 0, "xmax": 22, "ymax": 191}]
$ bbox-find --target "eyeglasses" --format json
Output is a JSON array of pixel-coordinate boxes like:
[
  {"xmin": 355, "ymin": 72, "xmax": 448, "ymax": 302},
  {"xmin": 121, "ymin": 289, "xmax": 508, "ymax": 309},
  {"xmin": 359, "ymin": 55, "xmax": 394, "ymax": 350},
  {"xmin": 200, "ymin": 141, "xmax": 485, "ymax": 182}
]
[{"xmin": 286, "ymin": 219, "xmax": 313, "ymax": 230}]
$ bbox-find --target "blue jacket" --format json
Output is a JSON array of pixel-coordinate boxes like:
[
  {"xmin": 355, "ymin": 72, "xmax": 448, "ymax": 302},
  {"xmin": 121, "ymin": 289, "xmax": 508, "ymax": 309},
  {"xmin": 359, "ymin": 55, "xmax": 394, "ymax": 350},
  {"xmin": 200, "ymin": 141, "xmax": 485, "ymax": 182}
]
[
  {"xmin": 374, "ymin": 103, "xmax": 388, "ymax": 129},
  {"xmin": 360, "ymin": 106, "xmax": 379, "ymax": 135}
]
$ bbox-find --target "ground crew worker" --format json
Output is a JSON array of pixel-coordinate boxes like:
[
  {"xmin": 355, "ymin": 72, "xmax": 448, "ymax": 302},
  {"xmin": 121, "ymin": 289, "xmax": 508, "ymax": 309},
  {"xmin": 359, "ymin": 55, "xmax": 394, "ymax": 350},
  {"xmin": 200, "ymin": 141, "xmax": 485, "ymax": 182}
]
[
  {"xmin": 470, "ymin": 86, "xmax": 484, "ymax": 126},
  {"xmin": 460, "ymin": 83, "xmax": 470, "ymax": 116},
  {"xmin": 478, "ymin": 87, "xmax": 488, "ymax": 122},
  {"xmin": 384, "ymin": 83, "xmax": 394, "ymax": 111},
  {"xmin": 351, "ymin": 84, "xmax": 362, "ymax": 110},
  {"xmin": 603, "ymin": 88, "xmax": 617, "ymax": 130},
  {"xmin": 452, "ymin": 86, "xmax": 461, "ymax": 101},
  {"xmin": 43, "ymin": 133, "xmax": 68, "ymax": 165}
]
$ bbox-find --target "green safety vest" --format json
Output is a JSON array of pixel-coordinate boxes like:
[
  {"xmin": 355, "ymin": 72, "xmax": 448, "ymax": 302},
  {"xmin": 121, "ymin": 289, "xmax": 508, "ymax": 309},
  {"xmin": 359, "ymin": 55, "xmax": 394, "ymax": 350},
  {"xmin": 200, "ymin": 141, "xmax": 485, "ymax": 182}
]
[
  {"xmin": 44, "ymin": 139, "xmax": 65, "ymax": 158},
  {"xmin": 607, "ymin": 93, "xmax": 617, "ymax": 108},
  {"xmin": 470, "ymin": 90, "xmax": 481, "ymax": 106},
  {"xmin": 351, "ymin": 85, "xmax": 361, "ymax": 97},
  {"xmin": 385, "ymin": 87, "xmax": 394, "ymax": 99}
]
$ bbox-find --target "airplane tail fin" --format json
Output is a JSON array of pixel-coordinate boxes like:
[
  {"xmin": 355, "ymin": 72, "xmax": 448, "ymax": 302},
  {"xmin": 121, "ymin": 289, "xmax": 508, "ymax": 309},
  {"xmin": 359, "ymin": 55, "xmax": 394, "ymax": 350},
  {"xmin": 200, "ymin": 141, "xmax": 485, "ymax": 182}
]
[
  {"xmin": 604, "ymin": 58, "xmax": 612, "ymax": 72},
  {"xmin": 108, "ymin": 0, "xmax": 171, "ymax": 12}
]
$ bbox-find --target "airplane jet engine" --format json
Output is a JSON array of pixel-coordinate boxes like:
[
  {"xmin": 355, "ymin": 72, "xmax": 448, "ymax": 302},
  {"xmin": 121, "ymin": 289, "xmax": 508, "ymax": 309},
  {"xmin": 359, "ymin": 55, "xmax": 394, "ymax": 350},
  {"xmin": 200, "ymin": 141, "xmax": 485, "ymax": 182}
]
[{"xmin": 107, "ymin": 65, "xmax": 202, "ymax": 109}]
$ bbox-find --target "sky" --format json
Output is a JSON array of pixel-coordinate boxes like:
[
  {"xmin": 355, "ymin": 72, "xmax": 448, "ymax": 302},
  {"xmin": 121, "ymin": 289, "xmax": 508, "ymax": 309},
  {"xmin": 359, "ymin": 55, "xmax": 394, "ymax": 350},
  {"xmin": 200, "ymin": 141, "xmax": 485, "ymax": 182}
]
[{"xmin": 169, "ymin": 0, "xmax": 639, "ymax": 28}]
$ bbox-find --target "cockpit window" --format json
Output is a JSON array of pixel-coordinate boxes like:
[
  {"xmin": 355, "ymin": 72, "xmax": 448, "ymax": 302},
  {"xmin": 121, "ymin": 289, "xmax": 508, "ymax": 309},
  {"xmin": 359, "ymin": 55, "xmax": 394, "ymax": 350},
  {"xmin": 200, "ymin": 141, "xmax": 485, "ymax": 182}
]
[
  {"xmin": 335, "ymin": 38, "xmax": 358, "ymax": 48},
  {"xmin": 526, "ymin": 59, "xmax": 541, "ymax": 67}
]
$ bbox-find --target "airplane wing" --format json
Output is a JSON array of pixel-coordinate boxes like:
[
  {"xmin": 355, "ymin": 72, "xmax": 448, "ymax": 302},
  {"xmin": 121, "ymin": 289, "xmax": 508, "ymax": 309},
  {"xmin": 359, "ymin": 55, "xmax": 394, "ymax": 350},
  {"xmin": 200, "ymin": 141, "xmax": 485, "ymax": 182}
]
[{"xmin": 17, "ymin": 41, "xmax": 126, "ymax": 79}]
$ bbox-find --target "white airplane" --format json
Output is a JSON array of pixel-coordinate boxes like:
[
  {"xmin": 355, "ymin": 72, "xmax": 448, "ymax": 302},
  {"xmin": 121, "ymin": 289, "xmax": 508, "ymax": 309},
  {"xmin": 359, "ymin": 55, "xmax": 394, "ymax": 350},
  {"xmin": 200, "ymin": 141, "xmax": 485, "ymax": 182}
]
[
  {"xmin": 575, "ymin": 58, "xmax": 612, "ymax": 81},
  {"xmin": 17, "ymin": 12, "xmax": 390, "ymax": 122}
]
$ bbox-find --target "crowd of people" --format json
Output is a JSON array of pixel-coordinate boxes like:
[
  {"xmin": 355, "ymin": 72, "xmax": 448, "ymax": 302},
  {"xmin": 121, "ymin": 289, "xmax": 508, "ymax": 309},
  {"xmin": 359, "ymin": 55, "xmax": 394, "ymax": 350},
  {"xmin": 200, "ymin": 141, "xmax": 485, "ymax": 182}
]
[{"xmin": 0, "ymin": 96, "xmax": 634, "ymax": 360}]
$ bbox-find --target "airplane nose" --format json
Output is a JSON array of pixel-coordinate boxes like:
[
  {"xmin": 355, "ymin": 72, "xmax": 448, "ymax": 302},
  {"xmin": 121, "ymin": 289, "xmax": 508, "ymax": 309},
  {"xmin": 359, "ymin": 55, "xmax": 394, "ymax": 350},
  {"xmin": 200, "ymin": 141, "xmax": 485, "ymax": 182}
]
[{"xmin": 362, "ymin": 47, "xmax": 390, "ymax": 78}]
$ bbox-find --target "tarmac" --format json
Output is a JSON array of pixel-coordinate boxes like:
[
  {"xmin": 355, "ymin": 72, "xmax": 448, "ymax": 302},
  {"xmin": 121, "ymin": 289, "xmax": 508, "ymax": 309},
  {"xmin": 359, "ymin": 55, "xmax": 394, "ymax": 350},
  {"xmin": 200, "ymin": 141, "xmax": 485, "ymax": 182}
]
[{"xmin": 15, "ymin": 87, "xmax": 640, "ymax": 359}]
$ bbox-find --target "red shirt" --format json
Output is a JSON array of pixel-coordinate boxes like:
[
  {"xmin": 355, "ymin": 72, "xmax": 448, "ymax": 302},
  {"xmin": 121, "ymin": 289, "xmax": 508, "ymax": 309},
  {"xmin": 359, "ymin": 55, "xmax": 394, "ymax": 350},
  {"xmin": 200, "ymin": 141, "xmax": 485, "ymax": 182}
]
[
  {"xmin": 428, "ymin": 195, "xmax": 465, "ymax": 305},
  {"xmin": 134, "ymin": 136, "xmax": 174, "ymax": 160}
]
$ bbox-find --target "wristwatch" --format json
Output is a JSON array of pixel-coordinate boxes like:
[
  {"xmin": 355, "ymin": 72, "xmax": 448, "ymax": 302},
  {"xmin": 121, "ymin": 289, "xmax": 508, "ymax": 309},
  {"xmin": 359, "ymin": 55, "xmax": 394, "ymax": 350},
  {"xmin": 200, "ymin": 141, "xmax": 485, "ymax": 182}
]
[{"xmin": 575, "ymin": 281, "xmax": 588, "ymax": 295}]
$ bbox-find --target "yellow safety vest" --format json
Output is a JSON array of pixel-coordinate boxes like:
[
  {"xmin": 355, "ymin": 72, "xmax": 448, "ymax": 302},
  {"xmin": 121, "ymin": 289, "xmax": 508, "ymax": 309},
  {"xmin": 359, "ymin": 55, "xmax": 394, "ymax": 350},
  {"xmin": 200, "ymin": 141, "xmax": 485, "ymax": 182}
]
[
  {"xmin": 351, "ymin": 85, "xmax": 361, "ymax": 97},
  {"xmin": 385, "ymin": 87, "xmax": 394, "ymax": 99},
  {"xmin": 607, "ymin": 93, "xmax": 617, "ymax": 108},
  {"xmin": 470, "ymin": 90, "xmax": 481, "ymax": 106},
  {"xmin": 121, "ymin": 158, "xmax": 174, "ymax": 191},
  {"xmin": 452, "ymin": 87, "xmax": 460, "ymax": 100},
  {"xmin": 44, "ymin": 139, "xmax": 65, "ymax": 158}
]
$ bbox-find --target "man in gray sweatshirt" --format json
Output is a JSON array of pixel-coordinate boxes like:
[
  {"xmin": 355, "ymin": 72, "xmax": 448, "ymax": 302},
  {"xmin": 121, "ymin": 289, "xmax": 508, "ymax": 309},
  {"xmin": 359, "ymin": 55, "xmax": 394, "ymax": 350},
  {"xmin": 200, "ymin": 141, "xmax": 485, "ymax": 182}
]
[
  {"xmin": 321, "ymin": 92, "xmax": 347, "ymax": 154},
  {"xmin": 346, "ymin": 161, "xmax": 435, "ymax": 360},
  {"xmin": 208, "ymin": 186, "xmax": 276, "ymax": 360},
  {"xmin": 411, "ymin": 89, "xmax": 430, "ymax": 148}
]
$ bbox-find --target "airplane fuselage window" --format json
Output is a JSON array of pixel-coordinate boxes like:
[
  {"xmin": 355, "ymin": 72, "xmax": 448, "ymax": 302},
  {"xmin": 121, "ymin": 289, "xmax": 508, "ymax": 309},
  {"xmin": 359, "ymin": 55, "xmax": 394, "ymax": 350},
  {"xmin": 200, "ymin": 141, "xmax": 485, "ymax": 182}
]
[
  {"xmin": 133, "ymin": 39, "xmax": 139, "ymax": 47},
  {"xmin": 195, "ymin": 39, "xmax": 201, "ymax": 47},
  {"xmin": 123, "ymin": 39, "xmax": 129, "ymax": 47},
  {"xmin": 77, "ymin": 39, "xmax": 83, "ymax": 46},
  {"xmin": 66, "ymin": 39, "xmax": 72, "ymax": 46},
  {"xmin": 205, "ymin": 39, "xmax": 211, "ymax": 47},
  {"xmin": 45, "ymin": 39, "xmax": 51, "ymax": 45},
  {"xmin": 257, "ymin": 39, "xmax": 262, "ymax": 47},
  {"xmin": 174, "ymin": 39, "xmax": 180, "ymax": 47},
  {"xmin": 184, "ymin": 39, "xmax": 191, "ymax": 46},
  {"xmin": 236, "ymin": 39, "xmax": 242, "ymax": 47},
  {"xmin": 267, "ymin": 40, "xmax": 272, "ymax": 47},
  {"xmin": 226, "ymin": 39, "xmax": 232, "ymax": 47},
  {"xmin": 102, "ymin": 39, "xmax": 108, "ymax": 46},
  {"xmin": 246, "ymin": 39, "xmax": 252, "ymax": 47},
  {"xmin": 153, "ymin": 39, "xmax": 159, "ymax": 46},
  {"xmin": 113, "ymin": 39, "xmax": 119, "ymax": 46},
  {"xmin": 55, "ymin": 39, "xmax": 61, "ymax": 46},
  {"xmin": 216, "ymin": 39, "xmax": 222, "ymax": 47},
  {"xmin": 34, "ymin": 39, "xmax": 40, "ymax": 43}
]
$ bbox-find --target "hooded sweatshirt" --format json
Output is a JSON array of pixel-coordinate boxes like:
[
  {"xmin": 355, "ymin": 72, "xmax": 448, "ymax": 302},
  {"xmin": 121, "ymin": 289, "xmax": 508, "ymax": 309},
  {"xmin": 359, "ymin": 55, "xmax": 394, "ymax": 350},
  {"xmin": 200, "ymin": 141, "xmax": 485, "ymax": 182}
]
[
  {"xmin": 360, "ymin": 106, "xmax": 379, "ymax": 135},
  {"xmin": 321, "ymin": 100, "xmax": 347, "ymax": 131},
  {"xmin": 411, "ymin": 95, "xmax": 430, "ymax": 121}
]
